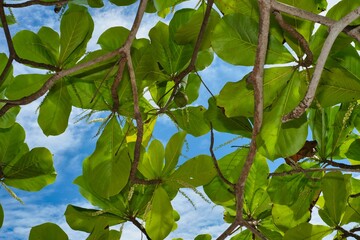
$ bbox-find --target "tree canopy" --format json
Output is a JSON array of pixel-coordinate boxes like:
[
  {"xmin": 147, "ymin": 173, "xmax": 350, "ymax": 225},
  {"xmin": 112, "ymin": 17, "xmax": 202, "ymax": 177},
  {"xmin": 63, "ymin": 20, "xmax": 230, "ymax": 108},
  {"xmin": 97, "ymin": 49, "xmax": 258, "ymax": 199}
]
[{"xmin": 1, "ymin": 0, "xmax": 360, "ymax": 239}]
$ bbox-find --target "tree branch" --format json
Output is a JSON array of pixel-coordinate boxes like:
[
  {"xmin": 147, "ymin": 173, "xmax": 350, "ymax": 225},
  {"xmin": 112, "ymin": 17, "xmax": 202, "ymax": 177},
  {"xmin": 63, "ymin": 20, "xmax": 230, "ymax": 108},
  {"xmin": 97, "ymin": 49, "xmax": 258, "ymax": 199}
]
[
  {"xmin": 0, "ymin": 49, "xmax": 121, "ymax": 116},
  {"xmin": 129, "ymin": 216, "xmax": 152, "ymax": 240},
  {"xmin": 111, "ymin": 57, "xmax": 127, "ymax": 112},
  {"xmin": 217, "ymin": 0, "xmax": 269, "ymax": 239},
  {"xmin": 336, "ymin": 226, "xmax": 360, "ymax": 240},
  {"xmin": 322, "ymin": 160, "xmax": 360, "ymax": 169},
  {"xmin": 269, "ymin": 167, "xmax": 360, "ymax": 177},
  {"xmin": 160, "ymin": 0, "xmax": 214, "ymax": 111},
  {"xmin": 3, "ymin": 0, "xmax": 68, "ymax": 7},
  {"xmin": 209, "ymin": 123, "xmax": 235, "ymax": 188},
  {"xmin": 282, "ymin": 6, "xmax": 360, "ymax": 122},
  {"xmin": 272, "ymin": 1, "xmax": 360, "ymax": 42},
  {"xmin": 273, "ymin": 10, "xmax": 313, "ymax": 67}
]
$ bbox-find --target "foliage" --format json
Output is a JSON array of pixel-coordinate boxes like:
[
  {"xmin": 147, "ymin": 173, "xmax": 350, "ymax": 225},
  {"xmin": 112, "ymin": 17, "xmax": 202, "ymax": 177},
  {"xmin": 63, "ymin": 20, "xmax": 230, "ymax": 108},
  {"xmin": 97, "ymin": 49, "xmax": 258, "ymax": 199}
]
[{"xmin": 0, "ymin": 0, "xmax": 360, "ymax": 239}]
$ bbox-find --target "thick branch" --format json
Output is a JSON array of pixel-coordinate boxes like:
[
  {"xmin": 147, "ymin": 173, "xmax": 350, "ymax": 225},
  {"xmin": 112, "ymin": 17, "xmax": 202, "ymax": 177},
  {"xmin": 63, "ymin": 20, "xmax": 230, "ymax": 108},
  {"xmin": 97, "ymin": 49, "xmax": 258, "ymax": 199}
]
[
  {"xmin": 273, "ymin": 11, "xmax": 313, "ymax": 67},
  {"xmin": 282, "ymin": 6, "xmax": 360, "ymax": 122},
  {"xmin": 111, "ymin": 58, "xmax": 127, "ymax": 112},
  {"xmin": 3, "ymin": 0, "xmax": 68, "ymax": 7},
  {"xmin": 209, "ymin": 123, "xmax": 235, "ymax": 188},
  {"xmin": 336, "ymin": 226, "xmax": 360, "ymax": 240},
  {"xmin": 272, "ymin": 1, "xmax": 360, "ymax": 42},
  {"xmin": 0, "ymin": 49, "xmax": 121, "ymax": 116},
  {"xmin": 0, "ymin": 0, "xmax": 16, "ymax": 86},
  {"xmin": 217, "ymin": 0, "xmax": 269, "ymax": 239},
  {"xmin": 129, "ymin": 216, "xmax": 152, "ymax": 240}
]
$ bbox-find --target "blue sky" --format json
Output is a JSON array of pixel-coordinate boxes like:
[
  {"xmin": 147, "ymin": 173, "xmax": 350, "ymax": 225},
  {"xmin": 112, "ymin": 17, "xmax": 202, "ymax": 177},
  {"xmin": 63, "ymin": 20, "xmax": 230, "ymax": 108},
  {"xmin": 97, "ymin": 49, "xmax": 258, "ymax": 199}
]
[{"xmin": 0, "ymin": 0, "xmax": 340, "ymax": 239}]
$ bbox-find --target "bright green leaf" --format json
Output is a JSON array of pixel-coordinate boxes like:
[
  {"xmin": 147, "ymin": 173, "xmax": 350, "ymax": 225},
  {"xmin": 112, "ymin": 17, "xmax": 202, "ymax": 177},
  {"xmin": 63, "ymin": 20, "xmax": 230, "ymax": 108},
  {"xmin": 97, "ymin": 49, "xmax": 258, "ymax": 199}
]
[
  {"xmin": 148, "ymin": 139, "xmax": 165, "ymax": 177},
  {"xmin": 0, "ymin": 105, "xmax": 20, "ymax": 129},
  {"xmin": 257, "ymin": 70, "xmax": 308, "ymax": 160},
  {"xmin": 168, "ymin": 155, "xmax": 216, "ymax": 188},
  {"xmin": 4, "ymin": 147, "xmax": 56, "ymax": 191},
  {"xmin": 320, "ymin": 171, "xmax": 350, "ymax": 226},
  {"xmin": 97, "ymin": 27, "xmax": 130, "ymax": 51},
  {"xmin": 169, "ymin": 106, "xmax": 210, "ymax": 136},
  {"xmin": 272, "ymin": 204, "xmax": 310, "ymax": 231},
  {"xmin": 212, "ymin": 13, "xmax": 293, "ymax": 66},
  {"xmin": 163, "ymin": 131, "xmax": 186, "ymax": 175},
  {"xmin": 283, "ymin": 223, "xmax": 331, "ymax": 240},
  {"xmin": 13, "ymin": 30, "xmax": 57, "ymax": 66},
  {"xmin": 59, "ymin": 4, "xmax": 94, "ymax": 67},
  {"xmin": 6, "ymin": 74, "xmax": 49, "ymax": 100},
  {"xmin": 146, "ymin": 186, "xmax": 175, "ymax": 240},
  {"xmin": 65, "ymin": 205, "xmax": 124, "ymax": 233},
  {"xmin": 217, "ymin": 67, "xmax": 294, "ymax": 118},
  {"xmin": 83, "ymin": 116, "xmax": 130, "ymax": 198},
  {"xmin": 0, "ymin": 123, "xmax": 26, "ymax": 166},
  {"xmin": 38, "ymin": 81, "xmax": 72, "ymax": 136},
  {"xmin": 29, "ymin": 222, "xmax": 68, "ymax": 240},
  {"xmin": 194, "ymin": 234, "xmax": 212, "ymax": 240},
  {"xmin": 37, "ymin": 27, "xmax": 60, "ymax": 60},
  {"xmin": 205, "ymin": 97, "xmax": 252, "ymax": 138}
]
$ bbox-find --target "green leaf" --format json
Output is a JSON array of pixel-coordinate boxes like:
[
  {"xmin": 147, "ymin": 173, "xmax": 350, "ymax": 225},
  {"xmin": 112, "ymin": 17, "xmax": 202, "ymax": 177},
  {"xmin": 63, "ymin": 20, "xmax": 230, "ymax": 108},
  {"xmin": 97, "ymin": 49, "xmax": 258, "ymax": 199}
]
[
  {"xmin": 83, "ymin": 116, "xmax": 130, "ymax": 198},
  {"xmin": 149, "ymin": 21, "xmax": 193, "ymax": 74},
  {"xmin": 97, "ymin": 27, "xmax": 130, "ymax": 51},
  {"xmin": 342, "ymin": 196, "xmax": 360, "ymax": 224},
  {"xmin": 0, "ymin": 105, "xmax": 20, "ymax": 129},
  {"xmin": 6, "ymin": 74, "xmax": 49, "ymax": 99},
  {"xmin": 169, "ymin": 106, "xmax": 210, "ymax": 136},
  {"xmin": 284, "ymin": 223, "xmax": 331, "ymax": 240},
  {"xmin": 148, "ymin": 139, "xmax": 165, "ymax": 177},
  {"xmin": 346, "ymin": 139, "xmax": 360, "ymax": 160},
  {"xmin": 65, "ymin": 205, "xmax": 124, "ymax": 233},
  {"xmin": 205, "ymin": 97, "xmax": 252, "ymax": 138},
  {"xmin": 0, "ymin": 14, "xmax": 16, "ymax": 27},
  {"xmin": 194, "ymin": 234, "xmax": 212, "ymax": 240},
  {"xmin": 230, "ymin": 230, "xmax": 252, "ymax": 240},
  {"xmin": 0, "ymin": 204, "xmax": 3, "ymax": 228},
  {"xmin": 38, "ymin": 81, "xmax": 72, "ymax": 136},
  {"xmin": 167, "ymin": 155, "xmax": 216, "ymax": 188},
  {"xmin": 4, "ymin": 147, "xmax": 56, "ymax": 191},
  {"xmin": 59, "ymin": 4, "xmax": 94, "ymax": 67},
  {"xmin": 163, "ymin": 131, "xmax": 186, "ymax": 175},
  {"xmin": 170, "ymin": 5, "xmax": 220, "ymax": 49},
  {"xmin": 29, "ymin": 222, "xmax": 68, "ymax": 240},
  {"xmin": 146, "ymin": 186, "xmax": 175, "ymax": 240},
  {"xmin": 272, "ymin": 204, "xmax": 310, "ymax": 231},
  {"xmin": 37, "ymin": 27, "xmax": 60, "ymax": 60},
  {"xmin": 320, "ymin": 171, "xmax": 350, "ymax": 226},
  {"xmin": 0, "ymin": 123, "xmax": 26, "ymax": 165},
  {"xmin": 109, "ymin": 0, "xmax": 137, "ymax": 6},
  {"xmin": 13, "ymin": 30, "xmax": 57, "ymax": 66},
  {"xmin": 257, "ymin": 70, "xmax": 308, "ymax": 160},
  {"xmin": 0, "ymin": 53, "xmax": 13, "ymax": 92},
  {"xmin": 316, "ymin": 68, "xmax": 360, "ymax": 107},
  {"xmin": 212, "ymin": 13, "xmax": 293, "ymax": 66},
  {"xmin": 87, "ymin": 0, "xmax": 104, "ymax": 8},
  {"xmin": 217, "ymin": 67, "xmax": 294, "ymax": 118}
]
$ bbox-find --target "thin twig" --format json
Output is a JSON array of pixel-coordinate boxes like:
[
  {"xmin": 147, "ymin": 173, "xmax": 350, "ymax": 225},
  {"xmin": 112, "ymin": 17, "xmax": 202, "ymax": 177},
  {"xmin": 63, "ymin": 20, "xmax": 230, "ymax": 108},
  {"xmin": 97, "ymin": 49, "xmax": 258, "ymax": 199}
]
[
  {"xmin": 322, "ymin": 160, "xmax": 360, "ymax": 169},
  {"xmin": 217, "ymin": 0, "xmax": 269, "ymax": 239},
  {"xmin": 209, "ymin": 123, "xmax": 235, "ymax": 188},
  {"xmin": 282, "ymin": 6, "xmax": 360, "ymax": 122},
  {"xmin": 129, "ymin": 216, "xmax": 152, "ymax": 240},
  {"xmin": 272, "ymin": 1, "xmax": 360, "ymax": 42},
  {"xmin": 269, "ymin": 167, "xmax": 360, "ymax": 177},
  {"xmin": 273, "ymin": 11, "xmax": 313, "ymax": 67},
  {"xmin": 160, "ymin": 0, "xmax": 214, "ymax": 112}
]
